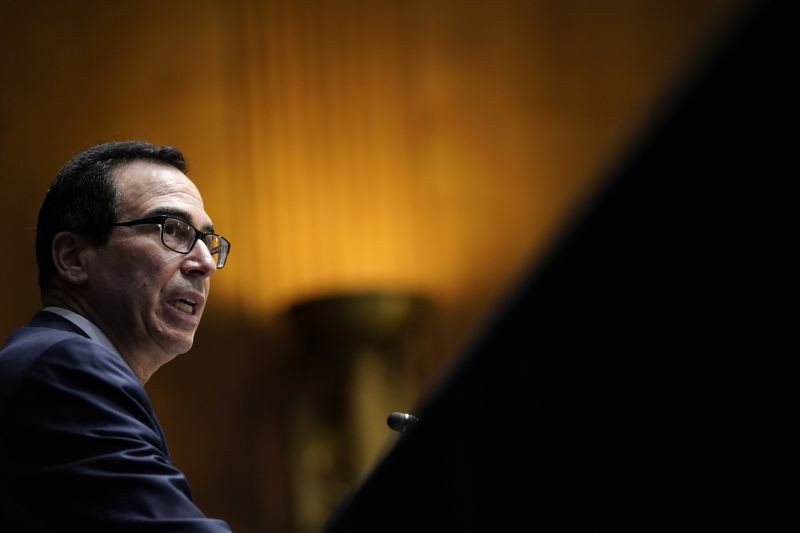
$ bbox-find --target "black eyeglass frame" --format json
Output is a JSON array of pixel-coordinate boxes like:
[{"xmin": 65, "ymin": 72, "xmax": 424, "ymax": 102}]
[{"xmin": 109, "ymin": 215, "xmax": 231, "ymax": 268}]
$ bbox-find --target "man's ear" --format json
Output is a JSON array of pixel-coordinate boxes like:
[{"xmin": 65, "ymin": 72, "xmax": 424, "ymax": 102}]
[{"xmin": 51, "ymin": 232, "xmax": 92, "ymax": 285}]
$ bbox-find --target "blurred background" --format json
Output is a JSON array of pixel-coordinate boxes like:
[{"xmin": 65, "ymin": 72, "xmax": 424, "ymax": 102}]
[{"xmin": 0, "ymin": 0, "xmax": 742, "ymax": 531}]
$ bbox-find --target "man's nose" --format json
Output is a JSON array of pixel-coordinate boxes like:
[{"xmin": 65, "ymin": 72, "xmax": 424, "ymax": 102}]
[{"xmin": 181, "ymin": 239, "xmax": 217, "ymax": 278}]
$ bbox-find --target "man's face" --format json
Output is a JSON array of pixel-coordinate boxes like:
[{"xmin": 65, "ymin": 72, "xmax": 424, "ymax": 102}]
[{"xmin": 84, "ymin": 161, "xmax": 217, "ymax": 364}]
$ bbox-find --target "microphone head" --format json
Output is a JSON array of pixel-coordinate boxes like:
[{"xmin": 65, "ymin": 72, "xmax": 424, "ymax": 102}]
[{"xmin": 387, "ymin": 412, "xmax": 419, "ymax": 433}]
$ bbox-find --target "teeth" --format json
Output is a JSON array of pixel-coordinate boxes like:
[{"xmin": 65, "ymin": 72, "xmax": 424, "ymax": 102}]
[{"xmin": 173, "ymin": 300, "xmax": 195, "ymax": 315}]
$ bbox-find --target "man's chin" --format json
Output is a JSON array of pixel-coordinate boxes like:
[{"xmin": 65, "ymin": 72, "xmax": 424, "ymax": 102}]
[
  {"xmin": 174, "ymin": 337, "xmax": 195, "ymax": 356},
  {"xmin": 158, "ymin": 331, "xmax": 196, "ymax": 358}
]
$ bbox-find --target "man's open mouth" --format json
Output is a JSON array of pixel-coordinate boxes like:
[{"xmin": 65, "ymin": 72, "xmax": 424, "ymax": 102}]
[{"xmin": 170, "ymin": 298, "xmax": 197, "ymax": 315}]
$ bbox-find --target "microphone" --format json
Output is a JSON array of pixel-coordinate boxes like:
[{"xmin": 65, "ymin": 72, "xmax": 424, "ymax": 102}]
[{"xmin": 387, "ymin": 412, "xmax": 419, "ymax": 434}]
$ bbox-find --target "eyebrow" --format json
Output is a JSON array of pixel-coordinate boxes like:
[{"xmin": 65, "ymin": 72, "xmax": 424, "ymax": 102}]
[{"xmin": 145, "ymin": 208, "xmax": 215, "ymax": 233}]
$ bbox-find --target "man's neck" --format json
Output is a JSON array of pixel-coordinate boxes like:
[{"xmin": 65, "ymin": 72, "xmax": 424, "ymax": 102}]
[
  {"xmin": 42, "ymin": 306, "xmax": 121, "ymax": 358},
  {"xmin": 42, "ymin": 290, "xmax": 158, "ymax": 383}
]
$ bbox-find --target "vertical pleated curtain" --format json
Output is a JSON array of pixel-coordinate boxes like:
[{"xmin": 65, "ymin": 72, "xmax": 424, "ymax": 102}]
[{"xmin": 203, "ymin": 0, "xmax": 737, "ymax": 323}]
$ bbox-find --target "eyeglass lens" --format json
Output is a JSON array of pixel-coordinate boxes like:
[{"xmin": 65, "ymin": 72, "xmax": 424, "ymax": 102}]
[{"xmin": 161, "ymin": 218, "xmax": 229, "ymax": 268}]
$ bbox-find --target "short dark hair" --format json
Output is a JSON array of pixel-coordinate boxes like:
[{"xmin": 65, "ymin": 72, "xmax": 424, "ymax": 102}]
[{"xmin": 36, "ymin": 140, "xmax": 188, "ymax": 294}]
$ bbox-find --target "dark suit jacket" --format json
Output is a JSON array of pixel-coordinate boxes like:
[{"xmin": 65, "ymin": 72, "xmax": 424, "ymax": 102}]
[{"xmin": 0, "ymin": 311, "xmax": 231, "ymax": 532}]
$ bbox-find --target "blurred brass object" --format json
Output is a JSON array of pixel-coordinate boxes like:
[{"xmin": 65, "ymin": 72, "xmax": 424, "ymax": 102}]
[
  {"xmin": 289, "ymin": 292, "xmax": 432, "ymax": 352},
  {"xmin": 286, "ymin": 292, "xmax": 432, "ymax": 533}
]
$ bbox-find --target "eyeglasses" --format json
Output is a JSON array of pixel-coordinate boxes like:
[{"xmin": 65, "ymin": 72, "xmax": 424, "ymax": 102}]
[{"xmin": 110, "ymin": 216, "xmax": 231, "ymax": 268}]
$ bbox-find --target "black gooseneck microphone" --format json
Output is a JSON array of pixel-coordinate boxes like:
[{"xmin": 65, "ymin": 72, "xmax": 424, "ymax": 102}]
[{"xmin": 386, "ymin": 412, "xmax": 419, "ymax": 434}]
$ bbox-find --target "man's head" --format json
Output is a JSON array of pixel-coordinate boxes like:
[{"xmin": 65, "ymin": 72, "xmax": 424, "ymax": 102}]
[
  {"xmin": 36, "ymin": 141, "xmax": 229, "ymax": 381},
  {"xmin": 36, "ymin": 141, "xmax": 188, "ymax": 292}
]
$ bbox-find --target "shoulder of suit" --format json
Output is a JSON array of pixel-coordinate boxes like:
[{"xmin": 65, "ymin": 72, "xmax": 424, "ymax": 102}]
[{"xmin": 0, "ymin": 325, "xmax": 139, "ymax": 392}]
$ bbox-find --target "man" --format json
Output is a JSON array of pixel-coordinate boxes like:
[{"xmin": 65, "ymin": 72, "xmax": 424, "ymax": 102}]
[{"xmin": 0, "ymin": 141, "xmax": 233, "ymax": 531}]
